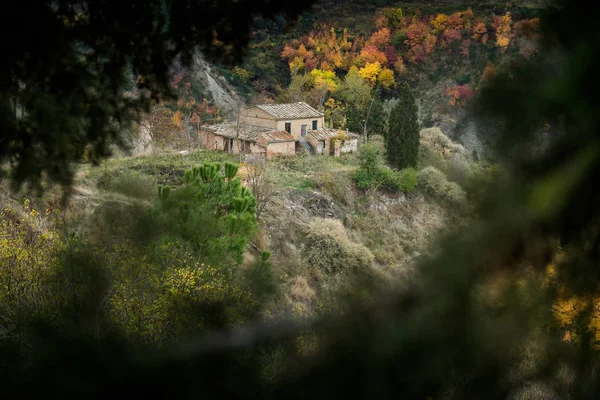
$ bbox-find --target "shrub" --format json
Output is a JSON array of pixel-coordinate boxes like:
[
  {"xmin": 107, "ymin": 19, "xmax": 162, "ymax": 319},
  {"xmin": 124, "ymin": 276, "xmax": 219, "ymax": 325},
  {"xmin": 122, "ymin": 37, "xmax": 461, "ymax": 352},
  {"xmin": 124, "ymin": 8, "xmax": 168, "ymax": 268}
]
[
  {"xmin": 105, "ymin": 170, "xmax": 156, "ymax": 199},
  {"xmin": 244, "ymin": 251, "xmax": 276, "ymax": 301},
  {"xmin": 418, "ymin": 144, "xmax": 447, "ymax": 171},
  {"xmin": 419, "ymin": 166, "xmax": 467, "ymax": 208},
  {"xmin": 313, "ymin": 172, "xmax": 355, "ymax": 206},
  {"xmin": 396, "ymin": 168, "xmax": 418, "ymax": 192},
  {"xmin": 357, "ymin": 143, "xmax": 381, "ymax": 172},
  {"xmin": 305, "ymin": 218, "xmax": 373, "ymax": 274},
  {"xmin": 420, "ymin": 127, "xmax": 465, "ymax": 156},
  {"xmin": 446, "ymin": 153, "xmax": 474, "ymax": 188},
  {"xmin": 354, "ymin": 144, "xmax": 416, "ymax": 193},
  {"xmin": 108, "ymin": 242, "xmax": 257, "ymax": 345},
  {"xmin": 0, "ymin": 201, "xmax": 66, "ymax": 345}
]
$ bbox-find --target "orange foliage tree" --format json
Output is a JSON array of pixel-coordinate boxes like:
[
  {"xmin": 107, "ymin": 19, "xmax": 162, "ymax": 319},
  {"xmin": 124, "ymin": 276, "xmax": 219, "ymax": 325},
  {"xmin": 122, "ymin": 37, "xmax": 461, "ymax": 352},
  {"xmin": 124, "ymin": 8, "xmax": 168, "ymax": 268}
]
[
  {"xmin": 281, "ymin": 27, "xmax": 354, "ymax": 73},
  {"xmin": 359, "ymin": 45, "xmax": 388, "ymax": 66},
  {"xmin": 444, "ymin": 85, "xmax": 474, "ymax": 107},
  {"xmin": 366, "ymin": 27, "xmax": 391, "ymax": 49},
  {"xmin": 472, "ymin": 19, "xmax": 488, "ymax": 43},
  {"xmin": 404, "ymin": 17, "xmax": 437, "ymax": 63}
]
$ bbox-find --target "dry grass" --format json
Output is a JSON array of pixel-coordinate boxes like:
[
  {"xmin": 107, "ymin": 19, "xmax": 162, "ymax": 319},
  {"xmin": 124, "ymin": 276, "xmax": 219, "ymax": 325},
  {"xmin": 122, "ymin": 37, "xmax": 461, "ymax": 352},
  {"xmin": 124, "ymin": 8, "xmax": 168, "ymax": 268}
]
[
  {"xmin": 305, "ymin": 218, "xmax": 374, "ymax": 274},
  {"xmin": 288, "ymin": 276, "xmax": 317, "ymax": 305}
]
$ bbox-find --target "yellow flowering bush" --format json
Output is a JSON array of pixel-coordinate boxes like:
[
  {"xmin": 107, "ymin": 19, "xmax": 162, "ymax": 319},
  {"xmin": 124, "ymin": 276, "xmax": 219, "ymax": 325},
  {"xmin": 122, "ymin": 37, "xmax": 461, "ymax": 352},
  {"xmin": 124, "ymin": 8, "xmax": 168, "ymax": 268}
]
[
  {"xmin": 107, "ymin": 241, "xmax": 256, "ymax": 345},
  {"xmin": 0, "ymin": 200, "xmax": 65, "ymax": 343}
]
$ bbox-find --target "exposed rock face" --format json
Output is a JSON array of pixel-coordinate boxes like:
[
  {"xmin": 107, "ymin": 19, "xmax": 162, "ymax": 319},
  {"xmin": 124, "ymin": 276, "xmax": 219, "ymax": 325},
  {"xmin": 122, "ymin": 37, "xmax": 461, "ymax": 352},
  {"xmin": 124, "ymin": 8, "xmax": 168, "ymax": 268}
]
[{"xmin": 191, "ymin": 53, "xmax": 242, "ymax": 117}]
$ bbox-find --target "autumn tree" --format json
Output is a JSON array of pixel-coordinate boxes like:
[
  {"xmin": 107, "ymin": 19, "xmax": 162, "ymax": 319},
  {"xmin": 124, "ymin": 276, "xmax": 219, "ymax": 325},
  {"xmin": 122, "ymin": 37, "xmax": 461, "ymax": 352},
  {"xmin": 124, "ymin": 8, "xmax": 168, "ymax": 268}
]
[
  {"xmin": 358, "ymin": 45, "xmax": 388, "ymax": 66},
  {"xmin": 281, "ymin": 27, "xmax": 353, "ymax": 74},
  {"xmin": 366, "ymin": 28, "xmax": 391, "ymax": 49},
  {"xmin": 377, "ymin": 68, "xmax": 396, "ymax": 90},
  {"xmin": 359, "ymin": 62, "xmax": 383, "ymax": 84},
  {"xmin": 480, "ymin": 65, "xmax": 497, "ymax": 86},
  {"xmin": 310, "ymin": 68, "xmax": 339, "ymax": 108},
  {"xmin": 514, "ymin": 18, "xmax": 541, "ymax": 58},
  {"xmin": 139, "ymin": 104, "xmax": 180, "ymax": 148},
  {"xmin": 404, "ymin": 17, "xmax": 437, "ymax": 63},
  {"xmin": 387, "ymin": 83, "xmax": 419, "ymax": 169},
  {"xmin": 493, "ymin": 12, "xmax": 513, "ymax": 51},
  {"xmin": 472, "ymin": 19, "xmax": 488, "ymax": 43},
  {"xmin": 444, "ymin": 85, "xmax": 474, "ymax": 107}
]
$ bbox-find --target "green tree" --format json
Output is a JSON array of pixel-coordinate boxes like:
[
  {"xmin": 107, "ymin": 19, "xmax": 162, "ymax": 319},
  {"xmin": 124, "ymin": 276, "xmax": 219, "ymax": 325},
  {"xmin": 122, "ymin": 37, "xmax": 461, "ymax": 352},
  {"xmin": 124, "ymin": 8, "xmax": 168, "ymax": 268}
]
[
  {"xmin": 337, "ymin": 67, "xmax": 372, "ymax": 106},
  {"xmin": 347, "ymin": 95, "xmax": 386, "ymax": 142},
  {"xmin": 386, "ymin": 83, "xmax": 419, "ymax": 169}
]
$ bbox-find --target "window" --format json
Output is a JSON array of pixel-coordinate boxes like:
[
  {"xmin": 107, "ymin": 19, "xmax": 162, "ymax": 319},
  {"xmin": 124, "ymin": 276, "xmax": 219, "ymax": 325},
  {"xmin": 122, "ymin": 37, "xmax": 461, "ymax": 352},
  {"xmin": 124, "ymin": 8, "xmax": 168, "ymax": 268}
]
[
  {"xmin": 285, "ymin": 122, "xmax": 291, "ymax": 133},
  {"xmin": 301, "ymin": 124, "xmax": 308, "ymax": 137},
  {"xmin": 312, "ymin": 120, "xmax": 318, "ymax": 130}
]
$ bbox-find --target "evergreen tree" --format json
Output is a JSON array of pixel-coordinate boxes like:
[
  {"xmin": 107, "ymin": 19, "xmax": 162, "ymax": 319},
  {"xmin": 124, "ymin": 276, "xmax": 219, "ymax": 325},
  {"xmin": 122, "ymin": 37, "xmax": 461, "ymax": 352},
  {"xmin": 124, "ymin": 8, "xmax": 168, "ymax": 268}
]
[{"xmin": 386, "ymin": 83, "xmax": 419, "ymax": 169}]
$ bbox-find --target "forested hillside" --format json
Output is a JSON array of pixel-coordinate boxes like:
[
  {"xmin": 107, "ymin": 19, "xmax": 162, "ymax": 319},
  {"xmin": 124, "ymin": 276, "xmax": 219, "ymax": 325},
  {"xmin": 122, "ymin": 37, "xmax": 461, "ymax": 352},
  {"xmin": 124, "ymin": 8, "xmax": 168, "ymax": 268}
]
[
  {"xmin": 4, "ymin": 0, "xmax": 600, "ymax": 399},
  {"xmin": 155, "ymin": 0, "xmax": 543, "ymax": 155}
]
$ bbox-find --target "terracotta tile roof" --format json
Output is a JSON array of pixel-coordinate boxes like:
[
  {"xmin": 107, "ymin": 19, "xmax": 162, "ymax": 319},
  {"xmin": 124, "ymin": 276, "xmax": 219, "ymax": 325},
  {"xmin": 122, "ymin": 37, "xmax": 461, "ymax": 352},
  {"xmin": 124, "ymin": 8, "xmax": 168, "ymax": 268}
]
[
  {"xmin": 261, "ymin": 130, "xmax": 296, "ymax": 142},
  {"xmin": 254, "ymin": 102, "xmax": 323, "ymax": 120},
  {"xmin": 307, "ymin": 128, "xmax": 360, "ymax": 140},
  {"xmin": 201, "ymin": 122, "xmax": 295, "ymax": 142}
]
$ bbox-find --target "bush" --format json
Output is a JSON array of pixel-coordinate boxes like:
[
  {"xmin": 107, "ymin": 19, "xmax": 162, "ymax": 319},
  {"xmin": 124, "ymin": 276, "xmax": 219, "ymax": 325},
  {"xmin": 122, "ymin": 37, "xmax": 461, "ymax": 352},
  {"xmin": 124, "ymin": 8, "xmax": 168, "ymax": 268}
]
[
  {"xmin": 420, "ymin": 127, "xmax": 465, "ymax": 155},
  {"xmin": 419, "ymin": 166, "xmax": 467, "ymax": 208},
  {"xmin": 0, "ymin": 202, "xmax": 66, "ymax": 345},
  {"xmin": 354, "ymin": 144, "xmax": 417, "ymax": 193},
  {"xmin": 446, "ymin": 153, "xmax": 474, "ymax": 188},
  {"xmin": 313, "ymin": 172, "xmax": 355, "ymax": 206},
  {"xmin": 396, "ymin": 168, "xmax": 418, "ymax": 192},
  {"xmin": 305, "ymin": 218, "xmax": 373, "ymax": 274},
  {"xmin": 105, "ymin": 170, "xmax": 156, "ymax": 199}
]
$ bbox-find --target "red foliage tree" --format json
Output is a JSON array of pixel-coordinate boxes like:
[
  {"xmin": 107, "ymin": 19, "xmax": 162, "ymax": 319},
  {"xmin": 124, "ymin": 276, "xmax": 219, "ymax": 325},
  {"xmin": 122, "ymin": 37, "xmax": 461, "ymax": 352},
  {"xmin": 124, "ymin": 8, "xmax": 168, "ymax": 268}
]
[{"xmin": 384, "ymin": 46, "xmax": 398, "ymax": 68}]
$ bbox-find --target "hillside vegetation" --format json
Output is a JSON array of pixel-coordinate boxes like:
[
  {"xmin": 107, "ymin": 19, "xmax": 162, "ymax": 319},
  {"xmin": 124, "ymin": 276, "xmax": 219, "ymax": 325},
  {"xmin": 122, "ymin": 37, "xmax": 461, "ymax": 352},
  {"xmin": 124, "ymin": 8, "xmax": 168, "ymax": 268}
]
[
  {"xmin": 150, "ymin": 0, "xmax": 543, "ymax": 156},
  {"xmin": 6, "ymin": 0, "xmax": 600, "ymax": 398},
  {"xmin": 0, "ymin": 127, "xmax": 481, "ymax": 364}
]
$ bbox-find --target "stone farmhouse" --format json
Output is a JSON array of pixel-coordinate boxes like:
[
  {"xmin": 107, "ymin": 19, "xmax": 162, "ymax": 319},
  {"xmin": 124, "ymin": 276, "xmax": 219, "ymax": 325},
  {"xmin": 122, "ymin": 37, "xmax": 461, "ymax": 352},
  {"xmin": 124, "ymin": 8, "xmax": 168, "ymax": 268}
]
[{"xmin": 199, "ymin": 102, "xmax": 359, "ymax": 159}]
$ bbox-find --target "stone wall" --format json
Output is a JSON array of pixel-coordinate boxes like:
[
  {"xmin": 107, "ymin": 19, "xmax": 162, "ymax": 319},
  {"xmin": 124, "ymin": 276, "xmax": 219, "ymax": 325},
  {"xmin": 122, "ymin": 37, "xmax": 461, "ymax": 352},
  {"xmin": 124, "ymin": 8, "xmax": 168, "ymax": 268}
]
[
  {"xmin": 274, "ymin": 117, "xmax": 324, "ymax": 139},
  {"xmin": 266, "ymin": 141, "xmax": 296, "ymax": 159},
  {"xmin": 239, "ymin": 108, "xmax": 277, "ymax": 129}
]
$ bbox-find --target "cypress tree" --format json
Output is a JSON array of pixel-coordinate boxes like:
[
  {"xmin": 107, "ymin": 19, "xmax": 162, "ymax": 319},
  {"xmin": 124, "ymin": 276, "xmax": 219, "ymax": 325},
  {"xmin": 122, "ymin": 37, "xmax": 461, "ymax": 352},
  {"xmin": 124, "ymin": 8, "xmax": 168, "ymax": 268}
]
[{"xmin": 386, "ymin": 83, "xmax": 419, "ymax": 169}]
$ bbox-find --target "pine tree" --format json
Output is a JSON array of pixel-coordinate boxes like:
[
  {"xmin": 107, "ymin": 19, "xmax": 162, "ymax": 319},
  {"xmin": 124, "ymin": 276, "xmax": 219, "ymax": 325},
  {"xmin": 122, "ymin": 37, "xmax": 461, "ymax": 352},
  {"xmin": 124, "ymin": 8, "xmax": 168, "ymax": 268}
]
[{"xmin": 386, "ymin": 83, "xmax": 419, "ymax": 169}]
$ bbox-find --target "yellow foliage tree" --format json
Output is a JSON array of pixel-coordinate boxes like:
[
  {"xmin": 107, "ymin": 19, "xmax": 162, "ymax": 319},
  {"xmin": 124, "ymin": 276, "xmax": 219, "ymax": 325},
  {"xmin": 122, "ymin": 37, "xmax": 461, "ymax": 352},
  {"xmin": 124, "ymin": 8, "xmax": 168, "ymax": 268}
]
[
  {"xmin": 431, "ymin": 14, "xmax": 449, "ymax": 34},
  {"xmin": 377, "ymin": 67, "xmax": 396, "ymax": 89},
  {"xmin": 311, "ymin": 68, "xmax": 339, "ymax": 92},
  {"xmin": 358, "ymin": 62, "xmax": 382, "ymax": 85},
  {"xmin": 494, "ymin": 12, "xmax": 513, "ymax": 51},
  {"xmin": 172, "ymin": 110, "xmax": 183, "ymax": 128}
]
